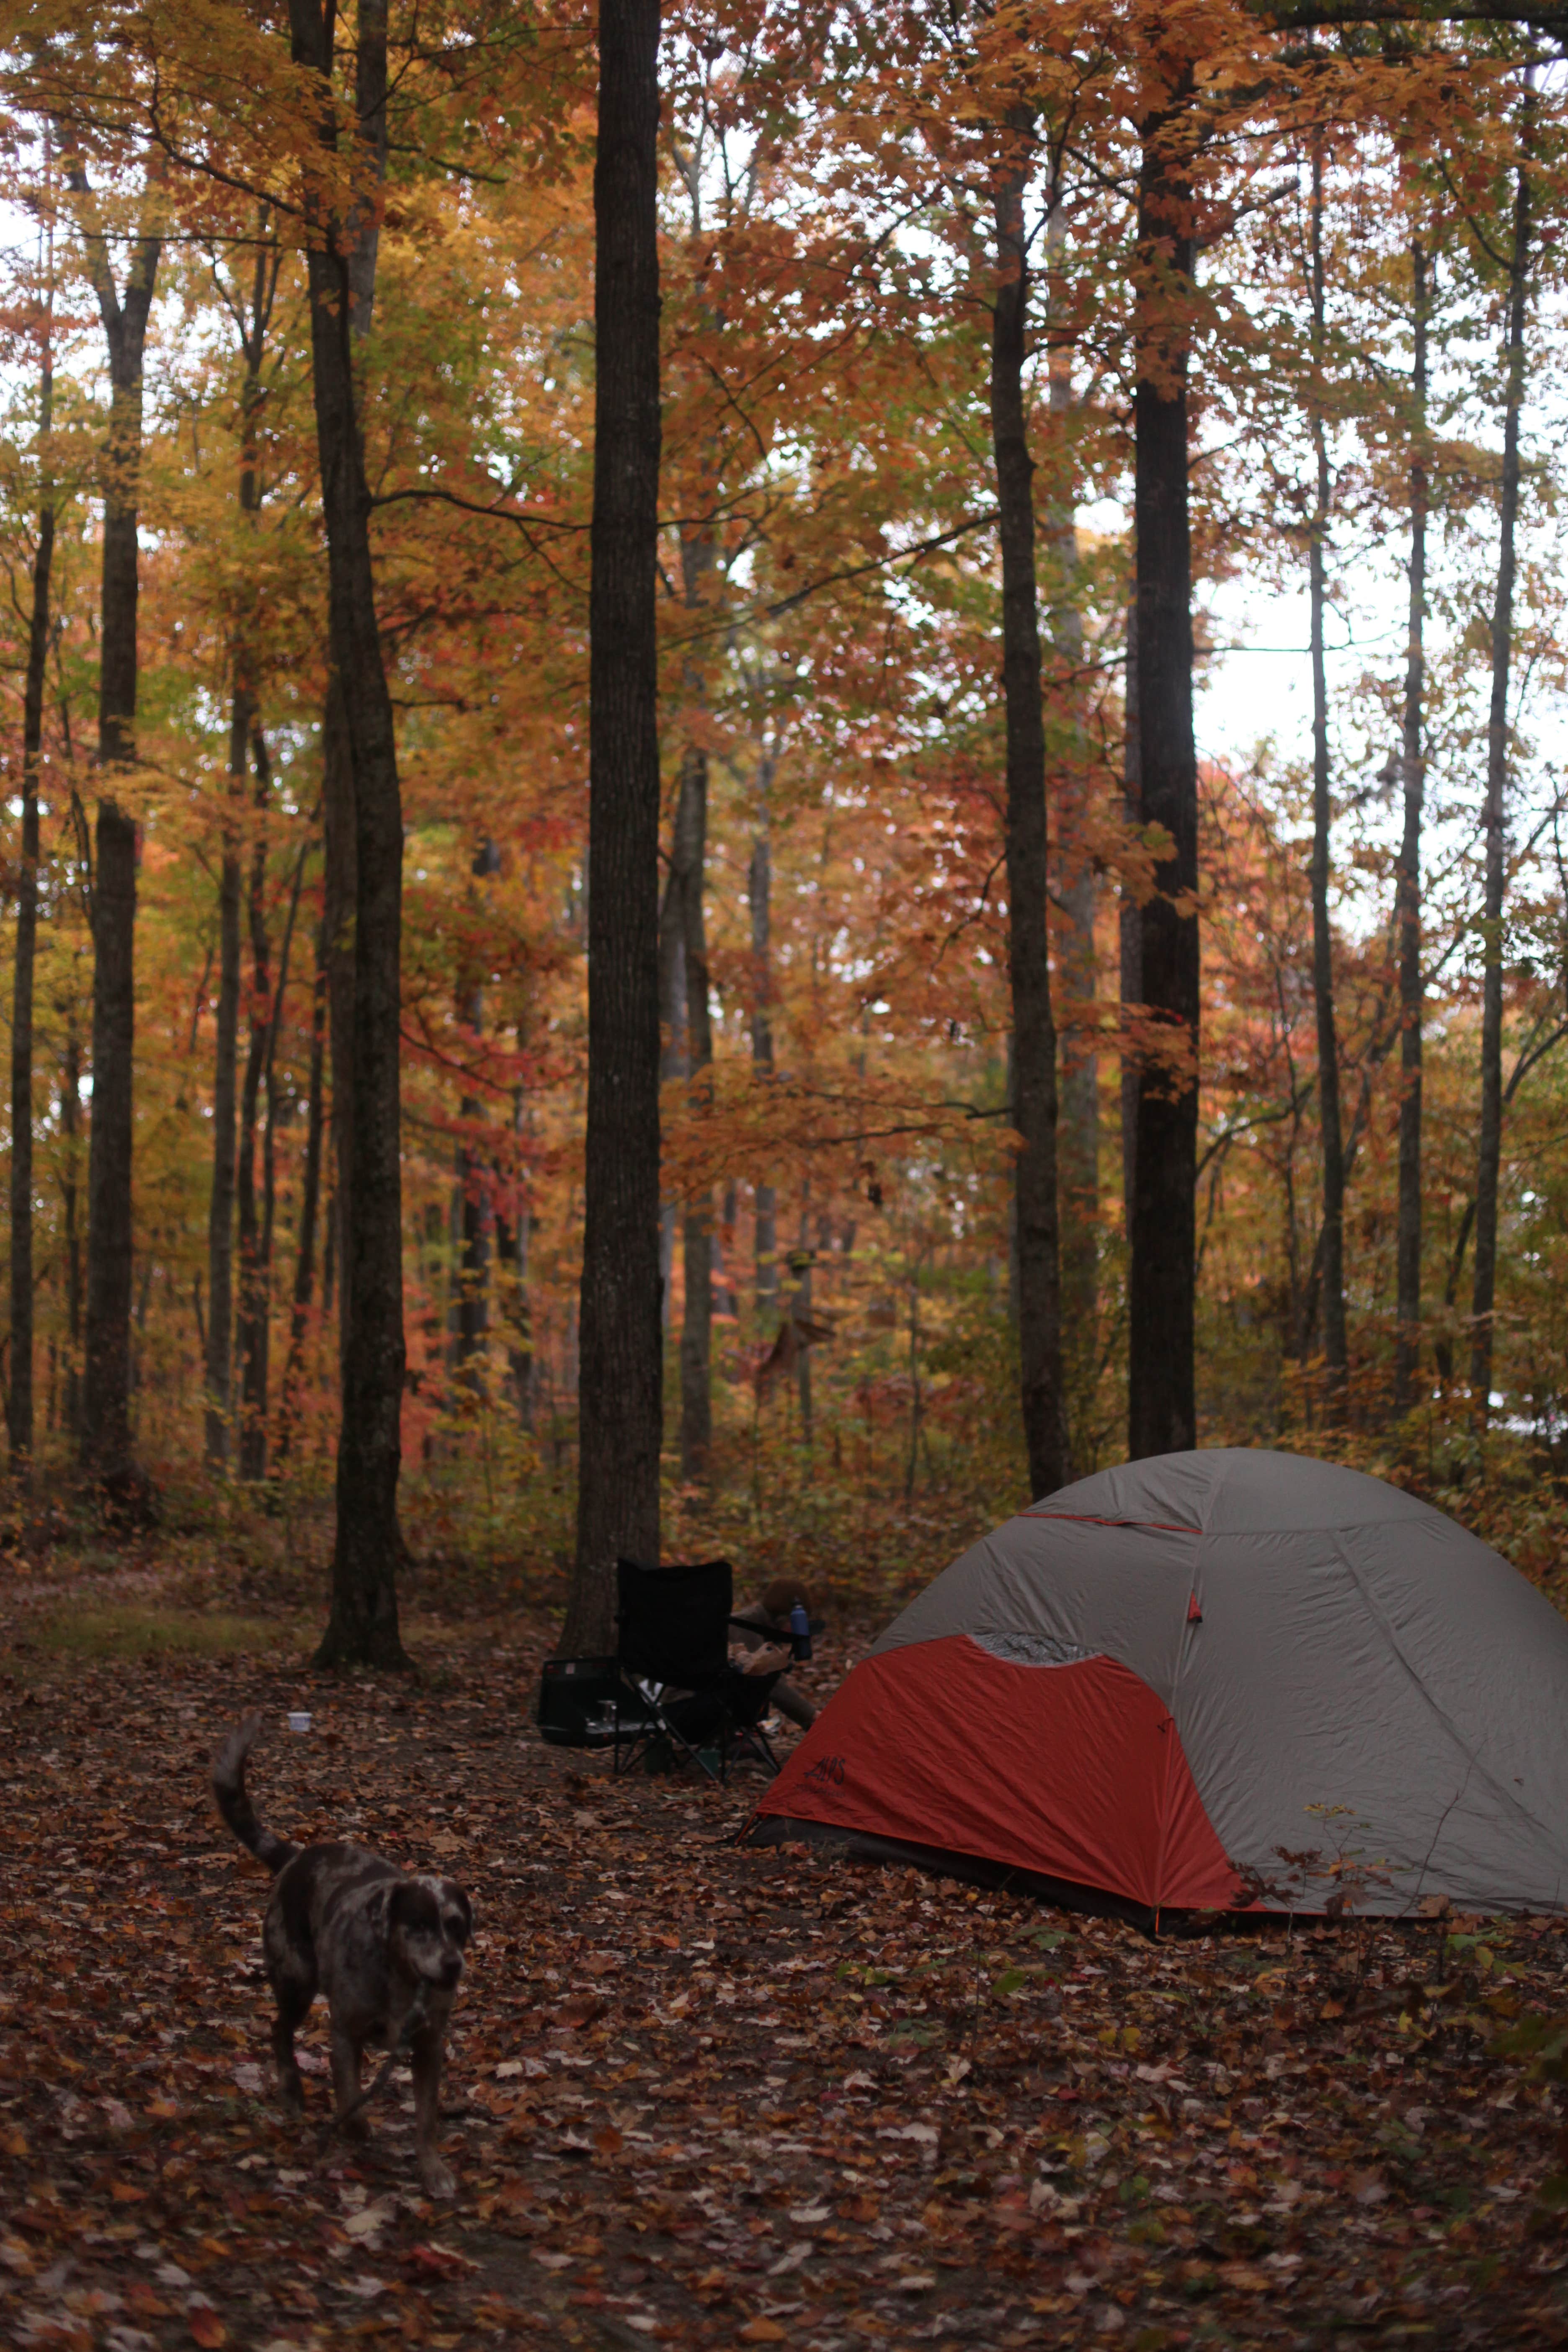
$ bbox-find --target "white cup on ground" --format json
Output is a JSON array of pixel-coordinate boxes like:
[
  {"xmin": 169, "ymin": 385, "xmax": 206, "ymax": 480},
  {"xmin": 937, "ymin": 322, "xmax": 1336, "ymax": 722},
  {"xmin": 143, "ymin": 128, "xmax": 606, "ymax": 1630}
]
[{"xmin": 287, "ymin": 1710, "xmax": 312, "ymax": 1734}]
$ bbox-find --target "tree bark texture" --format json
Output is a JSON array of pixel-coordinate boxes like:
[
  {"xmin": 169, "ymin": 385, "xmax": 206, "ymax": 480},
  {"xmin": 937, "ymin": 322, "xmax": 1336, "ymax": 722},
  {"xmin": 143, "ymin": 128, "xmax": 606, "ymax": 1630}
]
[
  {"xmin": 8, "ymin": 314, "xmax": 53, "ymax": 1473},
  {"xmin": 322, "ymin": 676, "xmax": 356, "ymax": 1354},
  {"xmin": 72, "ymin": 169, "xmax": 161, "ymax": 1498},
  {"xmin": 1119, "ymin": 593, "xmax": 1142, "ymax": 1240},
  {"xmin": 319, "ymin": 0, "xmax": 384, "ymax": 1348},
  {"xmin": 1128, "ymin": 100, "xmax": 1199, "ymax": 1461},
  {"xmin": 564, "ymin": 0, "xmax": 663, "ymax": 1655},
  {"xmin": 234, "ymin": 727, "xmax": 269, "ymax": 1478},
  {"xmin": 206, "ymin": 815, "xmax": 242, "ymax": 1462},
  {"xmin": 1393, "ymin": 235, "xmax": 1429, "ymax": 1420},
  {"xmin": 676, "ymin": 736, "xmax": 713, "ymax": 1484},
  {"xmin": 290, "ymin": 0, "xmax": 410, "ymax": 1670},
  {"xmin": 991, "ymin": 154, "xmax": 1068, "ymax": 1503},
  {"xmin": 1044, "ymin": 220, "xmax": 1098, "ymax": 1355},
  {"xmin": 1470, "ymin": 151, "xmax": 1530, "ymax": 1417},
  {"xmin": 671, "ymin": 532, "xmax": 716, "ymax": 1485},
  {"xmin": 1307, "ymin": 147, "xmax": 1348, "ymax": 1418}
]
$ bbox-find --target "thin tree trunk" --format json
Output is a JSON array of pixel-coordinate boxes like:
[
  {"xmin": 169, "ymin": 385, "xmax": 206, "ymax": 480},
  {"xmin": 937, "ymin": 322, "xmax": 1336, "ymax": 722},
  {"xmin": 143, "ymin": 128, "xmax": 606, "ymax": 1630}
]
[
  {"xmin": 289, "ymin": 0, "xmax": 410, "ymax": 1670},
  {"xmin": 1470, "ymin": 144, "xmax": 1531, "ymax": 1419},
  {"xmin": 69, "ymin": 160, "xmax": 161, "ymax": 1505},
  {"xmin": 681, "ymin": 753, "xmax": 719, "ymax": 1477},
  {"xmin": 61, "ymin": 1012, "xmax": 82, "ymax": 1434},
  {"xmin": 1307, "ymin": 146, "xmax": 1348, "ymax": 1420},
  {"xmin": 657, "ymin": 734, "xmax": 689, "ymax": 1334},
  {"xmin": 1047, "ymin": 219, "xmax": 1098, "ymax": 1346},
  {"xmin": 1128, "ymin": 91, "xmax": 1199, "ymax": 1461},
  {"xmin": 750, "ymin": 760, "xmax": 778, "ymax": 1315},
  {"xmin": 276, "ymin": 915, "xmax": 328, "ymax": 1463},
  {"xmin": 260, "ymin": 859, "xmax": 300, "ymax": 1270},
  {"xmin": 563, "ymin": 0, "xmax": 663, "ymax": 1654},
  {"xmin": 1045, "ymin": 198, "xmax": 1098, "ymax": 1359},
  {"xmin": 206, "ymin": 816, "xmax": 242, "ymax": 1463},
  {"xmin": 207, "ymin": 233, "xmax": 275, "ymax": 1470},
  {"xmin": 794, "ymin": 1202, "xmax": 813, "ymax": 1442},
  {"xmin": 1119, "ymin": 594, "xmax": 1141, "ymax": 1238},
  {"xmin": 991, "ymin": 145, "xmax": 1068, "ymax": 1503},
  {"xmin": 495, "ymin": 1078, "xmax": 534, "ymax": 1428},
  {"xmin": 240, "ymin": 768, "xmax": 306, "ymax": 1480},
  {"xmin": 453, "ymin": 954, "xmax": 490, "ymax": 1392},
  {"xmin": 9, "ymin": 264, "xmax": 54, "ymax": 1476},
  {"xmin": 321, "ymin": 676, "xmax": 355, "ymax": 1361},
  {"xmin": 235, "ymin": 729, "xmax": 269, "ymax": 1478},
  {"xmin": 674, "ymin": 533, "xmax": 715, "ymax": 1484},
  {"xmin": 1393, "ymin": 234, "xmax": 1429, "ymax": 1421}
]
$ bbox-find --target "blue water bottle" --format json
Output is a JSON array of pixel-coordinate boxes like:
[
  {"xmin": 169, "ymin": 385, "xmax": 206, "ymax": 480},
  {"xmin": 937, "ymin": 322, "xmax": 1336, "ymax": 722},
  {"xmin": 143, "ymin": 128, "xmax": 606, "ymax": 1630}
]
[{"xmin": 790, "ymin": 1601, "xmax": 812, "ymax": 1661}]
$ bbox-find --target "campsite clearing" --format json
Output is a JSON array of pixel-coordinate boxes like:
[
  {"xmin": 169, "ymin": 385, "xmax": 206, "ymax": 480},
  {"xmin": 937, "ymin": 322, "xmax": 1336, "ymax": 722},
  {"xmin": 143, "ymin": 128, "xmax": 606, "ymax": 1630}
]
[{"xmin": 2, "ymin": 1584, "xmax": 1567, "ymax": 2349}]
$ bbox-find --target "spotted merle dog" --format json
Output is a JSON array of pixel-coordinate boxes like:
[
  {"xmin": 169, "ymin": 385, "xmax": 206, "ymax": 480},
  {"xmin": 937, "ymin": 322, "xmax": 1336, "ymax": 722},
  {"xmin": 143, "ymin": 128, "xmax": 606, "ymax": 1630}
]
[{"xmin": 212, "ymin": 1714, "xmax": 473, "ymax": 2196}]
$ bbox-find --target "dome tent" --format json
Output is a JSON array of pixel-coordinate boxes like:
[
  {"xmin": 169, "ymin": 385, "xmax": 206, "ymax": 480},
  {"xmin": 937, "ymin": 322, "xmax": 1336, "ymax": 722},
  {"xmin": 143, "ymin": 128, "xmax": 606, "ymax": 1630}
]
[{"xmin": 745, "ymin": 1449, "xmax": 1568, "ymax": 1921}]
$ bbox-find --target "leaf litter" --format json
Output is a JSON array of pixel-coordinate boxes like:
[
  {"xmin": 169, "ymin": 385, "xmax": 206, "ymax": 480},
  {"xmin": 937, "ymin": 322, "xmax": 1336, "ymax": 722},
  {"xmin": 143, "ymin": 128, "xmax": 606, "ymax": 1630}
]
[{"xmin": 3, "ymin": 1603, "xmax": 1568, "ymax": 2349}]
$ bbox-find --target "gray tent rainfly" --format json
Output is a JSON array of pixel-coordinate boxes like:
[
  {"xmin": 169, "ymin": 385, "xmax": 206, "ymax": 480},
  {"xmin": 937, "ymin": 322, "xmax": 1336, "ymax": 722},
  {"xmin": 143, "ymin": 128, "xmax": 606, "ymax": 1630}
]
[{"xmin": 748, "ymin": 1449, "xmax": 1568, "ymax": 1920}]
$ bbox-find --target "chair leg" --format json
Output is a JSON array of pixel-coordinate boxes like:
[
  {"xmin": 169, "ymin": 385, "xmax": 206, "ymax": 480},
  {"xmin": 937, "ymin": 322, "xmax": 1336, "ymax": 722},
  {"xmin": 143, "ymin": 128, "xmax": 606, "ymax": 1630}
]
[{"xmin": 662, "ymin": 1712, "xmax": 722, "ymax": 1782}]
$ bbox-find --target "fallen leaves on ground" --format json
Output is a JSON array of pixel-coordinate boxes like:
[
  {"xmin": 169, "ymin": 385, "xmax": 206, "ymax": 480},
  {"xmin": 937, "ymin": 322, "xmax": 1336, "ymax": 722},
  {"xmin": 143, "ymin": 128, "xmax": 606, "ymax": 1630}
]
[{"xmin": 3, "ymin": 1594, "xmax": 1568, "ymax": 2349}]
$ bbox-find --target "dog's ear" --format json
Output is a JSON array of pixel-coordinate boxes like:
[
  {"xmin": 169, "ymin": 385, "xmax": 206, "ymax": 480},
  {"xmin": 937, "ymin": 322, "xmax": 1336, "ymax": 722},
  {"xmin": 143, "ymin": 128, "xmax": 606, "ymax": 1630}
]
[{"xmin": 440, "ymin": 1882, "xmax": 474, "ymax": 1946}]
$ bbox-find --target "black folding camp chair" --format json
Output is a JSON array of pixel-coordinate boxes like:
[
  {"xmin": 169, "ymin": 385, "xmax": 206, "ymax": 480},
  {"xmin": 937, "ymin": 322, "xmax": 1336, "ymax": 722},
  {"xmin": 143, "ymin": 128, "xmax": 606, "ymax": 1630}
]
[{"xmin": 611, "ymin": 1557, "xmax": 785, "ymax": 1783}]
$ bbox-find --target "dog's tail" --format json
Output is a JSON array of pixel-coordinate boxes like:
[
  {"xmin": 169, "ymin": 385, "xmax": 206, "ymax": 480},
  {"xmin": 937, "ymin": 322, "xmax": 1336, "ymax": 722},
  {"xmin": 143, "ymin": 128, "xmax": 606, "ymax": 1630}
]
[{"xmin": 212, "ymin": 1714, "xmax": 299, "ymax": 1875}]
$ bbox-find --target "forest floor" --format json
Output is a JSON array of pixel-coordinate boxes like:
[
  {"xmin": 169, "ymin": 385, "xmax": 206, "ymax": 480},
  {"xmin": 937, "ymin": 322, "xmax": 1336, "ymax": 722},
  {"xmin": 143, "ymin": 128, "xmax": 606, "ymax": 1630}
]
[{"xmin": 3, "ymin": 1536, "xmax": 1568, "ymax": 2352}]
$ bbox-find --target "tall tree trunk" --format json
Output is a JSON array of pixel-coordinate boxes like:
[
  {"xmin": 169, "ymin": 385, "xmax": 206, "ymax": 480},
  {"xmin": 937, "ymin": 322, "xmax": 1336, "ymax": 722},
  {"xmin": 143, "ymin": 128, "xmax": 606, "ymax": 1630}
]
[
  {"xmin": 1119, "ymin": 593, "xmax": 1142, "ymax": 1240},
  {"xmin": 562, "ymin": 0, "xmax": 663, "ymax": 1654},
  {"xmin": 276, "ymin": 915, "xmax": 328, "ymax": 1463},
  {"xmin": 657, "ymin": 737, "xmax": 689, "ymax": 1331},
  {"xmin": 289, "ymin": 0, "xmax": 410, "ymax": 1671},
  {"xmin": 206, "ymin": 234, "xmax": 275, "ymax": 1470},
  {"xmin": 253, "ymin": 818, "xmax": 307, "ymax": 1472},
  {"xmin": 206, "ymin": 812, "xmax": 242, "ymax": 1462},
  {"xmin": 750, "ymin": 761, "xmax": 778, "ymax": 1314},
  {"xmin": 1128, "ymin": 93, "xmax": 1199, "ymax": 1461},
  {"xmin": 1046, "ymin": 236, "xmax": 1098, "ymax": 1371},
  {"xmin": 69, "ymin": 162, "xmax": 161, "ymax": 1504},
  {"xmin": 1393, "ymin": 234, "xmax": 1429, "ymax": 1421},
  {"xmin": 991, "ymin": 146, "xmax": 1068, "ymax": 1502},
  {"xmin": 674, "ymin": 531, "xmax": 716, "ymax": 1485},
  {"xmin": 676, "ymin": 737, "xmax": 714, "ymax": 1483},
  {"xmin": 235, "ymin": 735, "xmax": 270, "ymax": 1478},
  {"xmin": 321, "ymin": 678, "xmax": 355, "ymax": 1359},
  {"xmin": 320, "ymin": 0, "xmax": 384, "ymax": 1411},
  {"xmin": 1470, "ymin": 145, "xmax": 1531, "ymax": 1419},
  {"xmin": 1307, "ymin": 146, "xmax": 1348, "ymax": 1420},
  {"xmin": 9, "ymin": 274, "xmax": 54, "ymax": 1476}
]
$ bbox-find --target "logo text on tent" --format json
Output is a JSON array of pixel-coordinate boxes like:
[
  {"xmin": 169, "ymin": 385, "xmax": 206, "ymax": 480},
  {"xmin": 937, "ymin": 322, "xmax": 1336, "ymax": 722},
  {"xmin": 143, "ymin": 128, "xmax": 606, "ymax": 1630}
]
[{"xmin": 805, "ymin": 1755, "xmax": 846, "ymax": 1788}]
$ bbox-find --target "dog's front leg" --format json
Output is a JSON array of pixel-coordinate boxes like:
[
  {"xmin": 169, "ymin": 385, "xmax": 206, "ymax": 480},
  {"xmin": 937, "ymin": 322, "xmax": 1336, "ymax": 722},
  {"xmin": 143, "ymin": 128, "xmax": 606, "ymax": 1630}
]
[
  {"xmin": 330, "ymin": 2023, "xmax": 369, "ymax": 2141},
  {"xmin": 412, "ymin": 2026, "xmax": 454, "ymax": 2198}
]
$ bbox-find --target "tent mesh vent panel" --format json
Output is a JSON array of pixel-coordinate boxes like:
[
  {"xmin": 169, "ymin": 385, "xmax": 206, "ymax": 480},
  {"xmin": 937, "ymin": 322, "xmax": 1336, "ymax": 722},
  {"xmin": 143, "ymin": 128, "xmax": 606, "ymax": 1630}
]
[{"xmin": 969, "ymin": 1630, "xmax": 1097, "ymax": 1669}]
